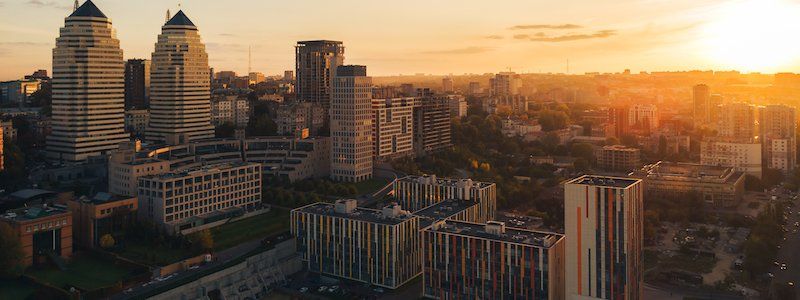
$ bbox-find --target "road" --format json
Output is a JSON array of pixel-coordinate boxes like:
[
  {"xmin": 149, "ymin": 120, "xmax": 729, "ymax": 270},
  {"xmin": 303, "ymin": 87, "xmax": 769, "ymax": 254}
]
[{"xmin": 771, "ymin": 193, "xmax": 800, "ymax": 299}]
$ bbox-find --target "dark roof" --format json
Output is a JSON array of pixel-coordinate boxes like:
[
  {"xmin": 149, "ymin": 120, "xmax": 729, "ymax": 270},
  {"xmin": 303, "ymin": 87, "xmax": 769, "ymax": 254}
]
[
  {"xmin": 165, "ymin": 10, "xmax": 196, "ymax": 27},
  {"xmin": 69, "ymin": 0, "xmax": 107, "ymax": 18}
]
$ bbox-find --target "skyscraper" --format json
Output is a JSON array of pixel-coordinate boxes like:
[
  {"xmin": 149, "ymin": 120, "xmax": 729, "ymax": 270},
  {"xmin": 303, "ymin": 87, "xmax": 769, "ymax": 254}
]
[
  {"xmin": 295, "ymin": 40, "xmax": 344, "ymax": 109},
  {"xmin": 759, "ymin": 105, "xmax": 797, "ymax": 173},
  {"xmin": 47, "ymin": 0, "xmax": 128, "ymax": 163},
  {"xmin": 717, "ymin": 102, "xmax": 756, "ymax": 139},
  {"xmin": 692, "ymin": 84, "xmax": 710, "ymax": 126},
  {"xmin": 330, "ymin": 65, "xmax": 373, "ymax": 182},
  {"xmin": 565, "ymin": 175, "xmax": 643, "ymax": 300},
  {"xmin": 147, "ymin": 10, "xmax": 214, "ymax": 144},
  {"xmin": 489, "ymin": 72, "xmax": 521, "ymax": 96},
  {"xmin": 124, "ymin": 59, "xmax": 150, "ymax": 109}
]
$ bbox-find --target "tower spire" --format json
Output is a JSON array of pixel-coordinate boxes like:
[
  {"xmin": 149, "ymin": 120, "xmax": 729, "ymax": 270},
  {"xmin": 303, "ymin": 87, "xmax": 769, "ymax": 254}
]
[
  {"xmin": 74, "ymin": 0, "xmax": 79, "ymax": 11},
  {"xmin": 165, "ymin": 9, "xmax": 170, "ymax": 23}
]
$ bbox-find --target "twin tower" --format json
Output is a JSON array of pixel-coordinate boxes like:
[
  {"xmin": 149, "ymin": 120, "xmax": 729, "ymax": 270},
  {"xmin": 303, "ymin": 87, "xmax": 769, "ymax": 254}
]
[{"xmin": 46, "ymin": 0, "xmax": 213, "ymax": 163}]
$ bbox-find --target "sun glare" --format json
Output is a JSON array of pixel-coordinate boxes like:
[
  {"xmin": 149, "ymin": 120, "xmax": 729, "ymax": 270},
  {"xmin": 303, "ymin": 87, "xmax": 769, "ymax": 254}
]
[{"xmin": 703, "ymin": 0, "xmax": 800, "ymax": 72}]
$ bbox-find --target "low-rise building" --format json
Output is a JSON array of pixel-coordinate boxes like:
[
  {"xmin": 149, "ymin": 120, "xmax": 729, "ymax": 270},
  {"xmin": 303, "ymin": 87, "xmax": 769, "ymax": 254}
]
[
  {"xmin": 597, "ymin": 145, "xmax": 642, "ymax": 172},
  {"xmin": 631, "ymin": 161, "xmax": 745, "ymax": 208},
  {"xmin": 244, "ymin": 136, "xmax": 330, "ymax": 181},
  {"xmin": 422, "ymin": 220, "xmax": 565, "ymax": 300},
  {"xmin": 67, "ymin": 192, "xmax": 137, "ymax": 248},
  {"xmin": 0, "ymin": 204, "xmax": 72, "ymax": 267},
  {"xmin": 211, "ymin": 95, "xmax": 250, "ymax": 127},
  {"xmin": 393, "ymin": 175, "xmax": 496, "ymax": 222},
  {"xmin": 0, "ymin": 79, "xmax": 40, "ymax": 104}
]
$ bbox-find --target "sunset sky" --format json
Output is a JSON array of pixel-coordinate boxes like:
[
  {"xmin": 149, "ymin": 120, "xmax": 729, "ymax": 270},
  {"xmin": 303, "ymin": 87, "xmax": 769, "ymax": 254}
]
[{"xmin": 1, "ymin": 0, "xmax": 800, "ymax": 80}]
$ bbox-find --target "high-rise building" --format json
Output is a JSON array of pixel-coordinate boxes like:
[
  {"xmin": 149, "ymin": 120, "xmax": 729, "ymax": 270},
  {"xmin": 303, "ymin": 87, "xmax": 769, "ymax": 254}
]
[
  {"xmin": 372, "ymin": 97, "xmax": 414, "ymax": 159},
  {"xmin": 759, "ymin": 105, "xmax": 797, "ymax": 173},
  {"xmin": 147, "ymin": 10, "xmax": 214, "ymax": 144},
  {"xmin": 422, "ymin": 220, "xmax": 565, "ymax": 299},
  {"xmin": 47, "ymin": 0, "xmax": 128, "ymax": 163},
  {"xmin": 608, "ymin": 106, "xmax": 629, "ymax": 138},
  {"xmin": 413, "ymin": 91, "xmax": 452, "ymax": 155},
  {"xmin": 716, "ymin": 103, "xmax": 756, "ymax": 140},
  {"xmin": 448, "ymin": 95, "xmax": 468, "ymax": 118},
  {"xmin": 283, "ymin": 70, "xmax": 294, "ymax": 82},
  {"xmin": 489, "ymin": 72, "xmax": 521, "ymax": 96},
  {"xmin": 627, "ymin": 104, "xmax": 658, "ymax": 131},
  {"xmin": 442, "ymin": 77, "xmax": 454, "ymax": 93},
  {"xmin": 700, "ymin": 138, "xmax": 763, "ymax": 178},
  {"xmin": 210, "ymin": 95, "xmax": 250, "ymax": 127},
  {"xmin": 468, "ymin": 81, "xmax": 481, "ymax": 95},
  {"xmin": 565, "ymin": 175, "xmax": 643, "ymax": 300},
  {"xmin": 295, "ymin": 40, "xmax": 344, "ymax": 109},
  {"xmin": 393, "ymin": 175, "xmax": 496, "ymax": 223},
  {"xmin": 692, "ymin": 84, "xmax": 710, "ymax": 126},
  {"xmin": 124, "ymin": 59, "xmax": 151, "ymax": 109},
  {"xmin": 330, "ymin": 65, "xmax": 373, "ymax": 182},
  {"xmin": 0, "ymin": 126, "xmax": 3, "ymax": 172}
]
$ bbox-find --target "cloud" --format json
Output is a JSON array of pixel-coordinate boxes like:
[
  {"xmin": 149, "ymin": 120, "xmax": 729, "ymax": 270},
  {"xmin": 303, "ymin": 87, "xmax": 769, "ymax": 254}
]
[
  {"xmin": 518, "ymin": 30, "xmax": 617, "ymax": 42},
  {"xmin": 421, "ymin": 46, "xmax": 493, "ymax": 55},
  {"xmin": 26, "ymin": 0, "xmax": 70, "ymax": 9},
  {"xmin": 484, "ymin": 35, "xmax": 504, "ymax": 40},
  {"xmin": 509, "ymin": 24, "xmax": 583, "ymax": 30}
]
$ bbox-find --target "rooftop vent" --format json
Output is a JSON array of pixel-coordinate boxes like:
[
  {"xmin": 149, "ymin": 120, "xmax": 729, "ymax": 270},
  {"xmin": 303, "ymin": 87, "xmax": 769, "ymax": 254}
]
[
  {"xmin": 334, "ymin": 199, "xmax": 357, "ymax": 214},
  {"xmin": 485, "ymin": 221, "xmax": 506, "ymax": 235}
]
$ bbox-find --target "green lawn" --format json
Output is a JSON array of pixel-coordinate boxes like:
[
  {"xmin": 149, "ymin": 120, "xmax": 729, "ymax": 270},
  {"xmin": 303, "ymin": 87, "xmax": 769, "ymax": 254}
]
[
  {"xmin": 118, "ymin": 242, "xmax": 196, "ymax": 266},
  {"xmin": 354, "ymin": 177, "xmax": 391, "ymax": 195},
  {"xmin": 26, "ymin": 255, "xmax": 136, "ymax": 291},
  {"xmin": 0, "ymin": 279, "xmax": 36, "ymax": 300},
  {"xmin": 210, "ymin": 208, "xmax": 290, "ymax": 251}
]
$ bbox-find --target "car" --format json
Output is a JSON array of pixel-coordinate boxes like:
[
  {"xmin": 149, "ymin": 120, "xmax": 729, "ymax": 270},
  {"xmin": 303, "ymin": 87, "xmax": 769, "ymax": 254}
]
[
  {"xmin": 781, "ymin": 264, "xmax": 788, "ymax": 270},
  {"xmin": 299, "ymin": 287, "xmax": 309, "ymax": 293},
  {"xmin": 189, "ymin": 265, "xmax": 200, "ymax": 270},
  {"xmin": 318, "ymin": 286, "xmax": 327, "ymax": 292},
  {"xmin": 373, "ymin": 287, "xmax": 385, "ymax": 293},
  {"xmin": 124, "ymin": 288, "xmax": 133, "ymax": 293},
  {"xmin": 789, "ymin": 282, "xmax": 795, "ymax": 287},
  {"xmin": 775, "ymin": 261, "xmax": 781, "ymax": 267},
  {"xmin": 328, "ymin": 285, "xmax": 339, "ymax": 292}
]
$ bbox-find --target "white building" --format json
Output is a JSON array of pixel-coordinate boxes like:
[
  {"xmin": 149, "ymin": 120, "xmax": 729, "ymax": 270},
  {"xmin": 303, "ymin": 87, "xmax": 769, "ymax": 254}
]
[
  {"xmin": 628, "ymin": 104, "xmax": 658, "ymax": 130},
  {"xmin": 759, "ymin": 105, "xmax": 796, "ymax": 173},
  {"xmin": 211, "ymin": 95, "xmax": 250, "ymax": 127},
  {"xmin": 330, "ymin": 65, "xmax": 373, "ymax": 182},
  {"xmin": 717, "ymin": 103, "xmax": 756, "ymax": 139},
  {"xmin": 46, "ymin": 1, "xmax": 129, "ymax": 163},
  {"xmin": 701, "ymin": 138, "xmax": 763, "ymax": 178}
]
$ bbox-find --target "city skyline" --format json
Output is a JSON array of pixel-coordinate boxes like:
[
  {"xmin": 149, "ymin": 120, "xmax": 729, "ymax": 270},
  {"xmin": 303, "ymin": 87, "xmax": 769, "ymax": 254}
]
[{"xmin": 3, "ymin": 0, "xmax": 800, "ymax": 80}]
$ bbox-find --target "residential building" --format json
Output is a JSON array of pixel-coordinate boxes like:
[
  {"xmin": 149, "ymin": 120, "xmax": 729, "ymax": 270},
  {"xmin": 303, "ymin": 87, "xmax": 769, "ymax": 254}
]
[
  {"xmin": 717, "ymin": 103, "xmax": 756, "ymax": 140},
  {"xmin": 422, "ymin": 220, "xmax": 565, "ymax": 300},
  {"xmin": 501, "ymin": 118, "xmax": 542, "ymax": 137},
  {"xmin": 632, "ymin": 161, "xmax": 744, "ymax": 208},
  {"xmin": 47, "ymin": 0, "xmax": 128, "ymax": 163},
  {"xmin": 608, "ymin": 106, "xmax": 630, "ymax": 138},
  {"xmin": 0, "ymin": 80, "xmax": 40, "ymax": 105},
  {"xmin": 700, "ymin": 138, "xmax": 762, "ymax": 178},
  {"xmin": 283, "ymin": 70, "xmax": 294, "ymax": 82},
  {"xmin": 489, "ymin": 72, "xmax": 521, "ymax": 96},
  {"xmin": 565, "ymin": 175, "xmax": 643, "ymax": 300},
  {"xmin": 248, "ymin": 72, "xmax": 266, "ymax": 85},
  {"xmin": 759, "ymin": 105, "xmax": 797, "ymax": 173},
  {"xmin": 137, "ymin": 162, "xmax": 261, "ymax": 234},
  {"xmin": 442, "ymin": 77, "xmax": 454, "ymax": 93},
  {"xmin": 211, "ymin": 95, "xmax": 250, "ymax": 127},
  {"xmin": 393, "ymin": 175, "xmax": 496, "ymax": 222},
  {"xmin": 295, "ymin": 40, "xmax": 344, "ymax": 109},
  {"xmin": 291, "ymin": 200, "xmax": 420, "ymax": 289},
  {"xmin": 275, "ymin": 102, "xmax": 325, "ymax": 136},
  {"xmin": 413, "ymin": 92, "xmax": 452, "ymax": 155},
  {"xmin": 124, "ymin": 109, "xmax": 149, "ymax": 137},
  {"xmin": 244, "ymin": 136, "xmax": 331, "ymax": 181},
  {"xmin": 468, "ymin": 81, "xmax": 481, "ymax": 95},
  {"xmin": 372, "ymin": 97, "xmax": 415, "ymax": 159},
  {"xmin": 124, "ymin": 59, "xmax": 151, "ymax": 109},
  {"xmin": 628, "ymin": 104, "xmax": 658, "ymax": 131},
  {"xmin": 330, "ymin": 65, "xmax": 373, "ymax": 182},
  {"xmin": 67, "ymin": 193, "xmax": 137, "ymax": 248},
  {"xmin": 0, "ymin": 205, "xmax": 73, "ymax": 267},
  {"xmin": 693, "ymin": 84, "xmax": 710, "ymax": 126},
  {"xmin": 147, "ymin": 11, "xmax": 214, "ymax": 144},
  {"xmin": 447, "ymin": 95, "xmax": 467, "ymax": 118},
  {"xmin": 597, "ymin": 145, "xmax": 642, "ymax": 172}
]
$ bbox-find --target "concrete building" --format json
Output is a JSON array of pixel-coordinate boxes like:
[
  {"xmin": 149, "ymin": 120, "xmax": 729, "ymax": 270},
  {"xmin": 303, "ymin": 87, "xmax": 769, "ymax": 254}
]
[
  {"xmin": 413, "ymin": 92, "xmax": 452, "ymax": 155},
  {"xmin": 759, "ymin": 105, "xmax": 796, "ymax": 173},
  {"xmin": 0, "ymin": 80, "xmax": 40, "ymax": 105},
  {"xmin": 295, "ymin": 40, "xmax": 344, "ymax": 109},
  {"xmin": 422, "ymin": 220, "xmax": 565, "ymax": 300},
  {"xmin": 275, "ymin": 102, "xmax": 325, "ymax": 136},
  {"xmin": 597, "ymin": 145, "xmax": 642, "ymax": 173},
  {"xmin": 291, "ymin": 200, "xmax": 420, "ymax": 289},
  {"xmin": 248, "ymin": 72, "xmax": 266, "ymax": 85},
  {"xmin": 66, "ymin": 192, "xmax": 137, "ymax": 248},
  {"xmin": 565, "ymin": 175, "xmax": 643, "ymax": 300},
  {"xmin": 442, "ymin": 77, "xmax": 454, "ymax": 93},
  {"xmin": 243, "ymin": 136, "xmax": 331, "ymax": 182},
  {"xmin": 628, "ymin": 104, "xmax": 658, "ymax": 131},
  {"xmin": 283, "ymin": 70, "xmax": 294, "ymax": 82},
  {"xmin": 137, "ymin": 162, "xmax": 261, "ymax": 234},
  {"xmin": 147, "ymin": 11, "xmax": 214, "ymax": 144},
  {"xmin": 0, "ymin": 120, "xmax": 15, "ymax": 141},
  {"xmin": 447, "ymin": 95, "xmax": 467, "ymax": 118},
  {"xmin": 47, "ymin": 0, "xmax": 128, "ymax": 163},
  {"xmin": 393, "ymin": 175, "xmax": 496, "ymax": 223},
  {"xmin": 0, "ymin": 205, "xmax": 73, "ymax": 267},
  {"xmin": 717, "ymin": 103, "xmax": 756, "ymax": 140},
  {"xmin": 608, "ymin": 106, "xmax": 630, "ymax": 138},
  {"xmin": 372, "ymin": 97, "xmax": 415, "ymax": 159},
  {"xmin": 632, "ymin": 161, "xmax": 744, "ymax": 208},
  {"xmin": 124, "ymin": 109, "xmax": 149, "ymax": 138},
  {"xmin": 468, "ymin": 81, "xmax": 481, "ymax": 95},
  {"xmin": 211, "ymin": 95, "xmax": 250, "ymax": 127},
  {"xmin": 693, "ymin": 84, "xmax": 711, "ymax": 126},
  {"xmin": 124, "ymin": 59, "xmax": 151, "ymax": 109},
  {"xmin": 489, "ymin": 72, "xmax": 521, "ymax": 96},
  {"xmin": 700, "ymin": 138, "xmax": 762, "ymax": 178},
  {"xmin": 330, "ymin": 65, "xmax": 373, "ymax": 182}
]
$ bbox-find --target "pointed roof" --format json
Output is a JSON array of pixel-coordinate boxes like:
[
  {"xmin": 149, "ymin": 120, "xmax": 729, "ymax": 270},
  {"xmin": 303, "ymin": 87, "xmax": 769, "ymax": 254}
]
[
  {"xmin": 69, "ymin": 0, "xmax": 107, "ymax": 18},
  {"xmin": 165, "ymin": 10, "xmax": 195, "ymax": 27}
]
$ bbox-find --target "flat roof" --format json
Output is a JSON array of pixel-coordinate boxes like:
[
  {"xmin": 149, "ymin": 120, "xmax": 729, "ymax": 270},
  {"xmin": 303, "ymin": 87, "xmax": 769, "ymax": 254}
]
[
  {"xmin": 1, "ymin": 205, "xmax": 69, "ymax": 223},
  {"xmin": 567, "ymin": 175, "xmax": 640, "ymax": 188},
  {"xmin": 412, "ymin": 199, "xmax": 477, "ymax": 228},
  {"xmin": 8, "ymin": 189, "xmax": 55, "ymax": 200},
  {"xmin": 427, "ymin": 220, "xmax": 563, "ymax": 248},
  {"xmin": 398, "ymin": 175, "xmax": 495, "ymax": 189},
  {"xmin": 142, "ymin": 162, "xmax": 258, "ymax": 181},
  {"xmin": 294, "ymin": 203, "xmax": 414, "ymax": 225}
]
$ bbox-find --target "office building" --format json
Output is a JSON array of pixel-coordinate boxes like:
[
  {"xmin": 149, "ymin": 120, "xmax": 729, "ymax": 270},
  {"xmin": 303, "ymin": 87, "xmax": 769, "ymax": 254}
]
[
  {"xmin": 442, "ymin": 77, "xmax": 454, "ymax": 93},
  {"xmin": 372, "ymin": 97, "xmax": 415, "ymax": 159},
  {"xmin": 137, "ymin": 162, "xmax": 261, "ymax": 234},
  {"xmin": 0, "ymin": 80, "xmax": 40, "ymax": 105},
  {"xmin": 124, "ymin": 59, "xmax": 151, "ymax": 109},
  {"xmin": 330, "ymin": 65, "xmax": 373, "ymax": 182},
  {"xmin": 489, "ymin": 72, "xmax": 521, "ymax": 96},
  {"xmin": 608, "ymin": 106, "xmax": 630, "ymax": 138},
  {"xmin": 211, "ymin": 95, "xmax": 250, "ymax": 127},
  {"xmin": 759, "ymin": 105, "xmax": 797, "ymax": 173},
  {"xmin": 632, "ymin": 161, "xmax": 744, "ymax": 208},
  {"xmin": 47, "ymin": 0, "xmax": 128, "ymax": 163},
  {"xmin": 565, "ymin": 175, "xmax": 643, "ymax": 300},
  {"xmin": 275, "ymin": 102, "xmax": 325, "ymax": 136},
  {"xmin": 413, "ymin": 93, "xmax": 452, "ymax": 155},
  {"xmin": 627, "ymin": 104, "xmax": 658, "ymax": 131},
  {"xmin": 291, "ymin": 200, "xmax": 420, "ymax": 289},
  {"xmin": 244, "ymin": 136, "xmax": 331, "ymax": 182},
  {"xmin": 147, "ymin": 10, "xmax": 214, "ymax": 144},
  {"xmin": 700, "ymin": 138, "xmax": 762, "ymax": 178},
  {"xmin": 393, "ymin": 175, "xmax": 496, "ymax": 222},
  {"xmin": 693, "ymin": 84, "xmax": 710, "ymax": 126},
  {"xmin": 422, "ymin": 220, "xmax": 565, "ymax": 300},
  {"xmin": 0, "ymin": 205, "xmax": 73, "ymax": 267},
  {"xmin": 124, "ymin": 109, "xmax": 149, "ymax": 137},
  {"xmin": 295, "ymin": 40, "xmax": 344, "ymax": 109},
  {"xmin": 716, "ymin": 103, "xmax": 756, "ymax": 140},
  {"xmin": 597, "ymin": 145, "xmax": 642, "ymax": 173},
  {"xmin": 67, "ymin": 193, "xmax": 137, "ymax": 248}
]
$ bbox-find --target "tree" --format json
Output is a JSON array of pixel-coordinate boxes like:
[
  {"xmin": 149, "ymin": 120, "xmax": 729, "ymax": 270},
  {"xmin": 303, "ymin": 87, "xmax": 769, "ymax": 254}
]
[
  {"xmin": 570, "ymin": 143, "xmax": 595, "ymax": 163},
  {"xmin": 538, "ymin": 110, "xmax": 569, "ymax": 131},
  {"xmin": 246, "ymin": 114, "xmax": 277, "ymax": 136},
  {"xmin": 192, "ymin": 229, "xmax": 214, "ymax": 252},
  {"xmin": 214, "ymin": 122, "xmax": 236, "ymax": 138},
  {"xmin": 0, "ymin": 222, "xmax": 23, "ymax": 278},
  {"xmin": 99, "ymin": 234, "xmax": 115, "ymax": 249}
]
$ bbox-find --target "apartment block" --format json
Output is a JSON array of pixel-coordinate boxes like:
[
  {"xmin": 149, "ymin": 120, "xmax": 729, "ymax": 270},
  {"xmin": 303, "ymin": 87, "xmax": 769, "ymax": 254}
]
[
  {"xmin": 597, "ymin": 145, "xmax": 642, "ymax": 173},
  {"xmin": 716, "ymin": 103, "xmax": 756, "ymax": 140},
  {"xmin": 124, "ymin": 59, "xmax": 150, "ymax": 109},
  {"xmin": 448, "ymin": 95, "xmax": 468, "ymax": 118},
  {"xmin": 393, "ymin": 175, "xmax": 496, "ymax": 222},
  {"xmin": 275, "ymin": 101, "xmax": 325, "ymax": 136},
  {"xmin": 632, "ymin": 161, "xmax": 744, "ymax": 208},
  {"xmin": 125, "ymin": 109, "xmax": 149, "ymax": 137},
  {"xmin": 489, "ymin": 72, "xmax": 521, "ymax": 96},
  {"xmin": 422, "ymin": 220, "xmax": 565, "ymax": 300},
  {"xmin": 372, "ymin": 97, "xmax": 415, "ymax": 159},
  {"xmin": 211, "ymin": 95, "xmax": 250, "ymax": 127},
  {"xmin": 700, "ymin": 138, "xmax": 762, "ymax": 178},
  {"xmin": 330, "ymin": 65, "xmax": 373, "ymax": 182},
  {"xmin": 759, "ymin": 105, "xmax": 797, "ymax": 173},
  {"xmin": 413, "ymin": 92, "xmax": 452, "ymax": 155}
]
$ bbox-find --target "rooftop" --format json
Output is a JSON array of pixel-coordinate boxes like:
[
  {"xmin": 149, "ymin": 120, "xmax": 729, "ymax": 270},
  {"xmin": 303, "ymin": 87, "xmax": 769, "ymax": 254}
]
[
  {"xmin": 427, "ymin": 220, "xmax": 563, "ymax": 248},
  {"xmin": 8, "ymin": 189, "xmax": 56, "ymax": 201},
  {"xmin": 1, "ymin": 204, "xmax": 70, "ymax": 223},
  {"xmin": 69, "ymin": 0, "xmax": 107, "ymax": 18},
  {"xmin": 635, "ymin": 161, "xmax": 743, "ymax": 184},
  {"xmin": 398, "ymin": 174, "xmax": 495, "ymax": 189},
  {"xmin": 567, "ymin": 175, "xmax": 640, "ymax": 188},
  {"xmin": 164, "ymin": 10, "xmax": 196, "ymax": 27},
  {"xmin": 412, "ymin": 199, "xmax": 478, "ymax": 228},
  {"xmin": 77, "ymin": 192, "xmax": 134, "ymax": 205},
  {"xmin": 141, "ymin": 162, "xmax": 257, "ymax": 181},
  {"xmin": 294, "ymin": 202, "xmax": 415, "ymax": 225}
]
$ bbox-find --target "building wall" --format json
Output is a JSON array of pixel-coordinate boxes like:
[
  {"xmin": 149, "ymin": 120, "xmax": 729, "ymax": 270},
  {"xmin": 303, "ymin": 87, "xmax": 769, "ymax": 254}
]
[
  {"xmin": 716, "ymin": 103, "xmax": 756, "ymax": 140},
  {"xmin": 330, "ymin": 66, "xmax": 373, "ymax": 182},
  {"xmin": 1, "ymin": 211, "xmax": 73, "ymax": 267},
  {"xmin": 759, "ymin": 105, "xmax": 797, "ymax": 173},
  {"xmin": 393, "ymin": 176, "xmax": 496, "ymax": 222},
  {"xmin": 413, "ymin": 95, "xmax": 452, "ymax": 155},
  {"xmin": 700, "ymin": 140, "xmax": 762, "ymax": 178},
  {"xmin": 67, "ymin": 197, "xmax": 138, "ymax": 248},
  {"xmin": 597, "ymin": 146, "xmax": 642, "ymax": 173},
  {"xmin": 295, "ymin": 40, "xmax": 344, "ymax": 109},
  {"xmin": 124, "ymin": 59, "xmax": 150, "ymax": 109},
  {"xmin": 372, "ymin": 97, "xmax": 414, "ymax": 159}
]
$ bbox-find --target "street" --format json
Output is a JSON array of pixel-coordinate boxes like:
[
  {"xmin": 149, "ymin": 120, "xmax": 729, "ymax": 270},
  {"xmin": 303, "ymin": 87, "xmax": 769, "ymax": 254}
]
[{"xmin": 771, "ymin": 194, "xmax": 800, "ymax": 299}]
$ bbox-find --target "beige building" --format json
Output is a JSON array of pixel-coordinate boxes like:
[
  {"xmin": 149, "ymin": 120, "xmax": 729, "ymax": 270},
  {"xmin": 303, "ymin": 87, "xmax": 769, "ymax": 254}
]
[
  {"xmin": 447, "ymin": 95, "xmax": 467, "ymax": 118},
  {"xmin": 700, "ymin": 138, "xmax": 762, "ymax": 178},
  {"xmin": 597, "ymin": 145, "xmax": 642, "ymax": 172},
  {"xmin": 47, "ymin": 1, "xmax": 129, "ymax": 163},
  {"xmin": 244, "ymin": 136, "xmax": 331, "ymax": 181},
  {"xmin": 211, "ymin": 95, "xmax": 250, "ymax": 127},
  {"xmin": 137, "ymin": 162, "xmax": 261, "ymax": 234},
  {"xmin": 632, "ymin": 161, "xmax": 745, "ymax": 208},
  {"xmin": 275, "ymin": 102, "xmax": 325, "ymax": 136},
  {"xmin": 147, "ymin": 11, "xmax": 214, "ymax": 144},
  {"xmin": 759, "ymin": 105, "xmax": 796, "ymax": 173},
  {"xmin": 716, "ymin": 103, "xmax": 756, "ymax": 139},
  {"xmin": 124, "ymin": 109, "xmax": 149, "ymax": 137},
  {"xmin": 628, "ymin": 104, "xmax": 658, "ymax": 130},
  {"xmin": 331, "ymin": 65, "xmax": 373, "ymax": 182},
  {"xmin": 489, "ymin": 72, "xmax": 521, "ymax": 96},
  {"xmin": 372, "ymin": 97, "xmax": 414, "ymax": 159}
]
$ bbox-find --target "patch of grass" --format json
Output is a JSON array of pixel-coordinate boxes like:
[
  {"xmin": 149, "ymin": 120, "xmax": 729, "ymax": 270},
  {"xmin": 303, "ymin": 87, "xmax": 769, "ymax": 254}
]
[
  {"xmin": 0, "ymin": 278, "xmax": 36, "ymax": 299},
  {"xmin": 210, "ymin": 208, "xmax": 290, "ymax": 251},
  {"xmin": 26, "ymin": 255, "xmax": 136, "ymax": 291},
  {"xmin": 118, "ymin": 242, "xmax": 195, "ymax": 266},
  {"xmin": 353, "ymin": 177, "xmax": 390, "ymax": 195}
]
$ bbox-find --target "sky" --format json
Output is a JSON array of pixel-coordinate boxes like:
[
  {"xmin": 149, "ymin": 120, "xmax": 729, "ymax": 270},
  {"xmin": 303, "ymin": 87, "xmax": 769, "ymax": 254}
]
[{"xmin": 2, "ymin": 0, "xmax": 800, "ymax": 80}]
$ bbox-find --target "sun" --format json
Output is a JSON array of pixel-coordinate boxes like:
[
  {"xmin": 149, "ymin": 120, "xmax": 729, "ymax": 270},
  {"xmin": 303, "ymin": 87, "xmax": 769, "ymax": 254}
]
[{"xmin": 702, "ymin": 0, "xmax": 800, "ymax": 72}]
